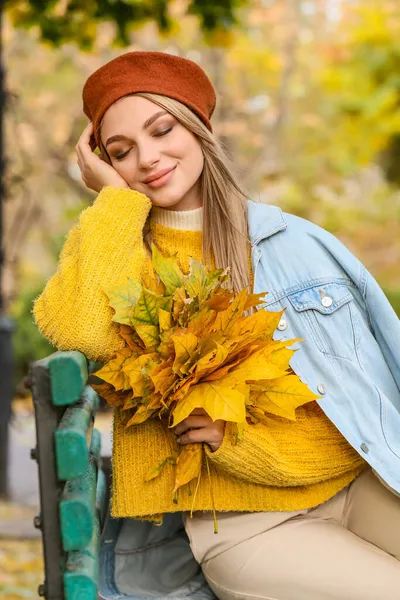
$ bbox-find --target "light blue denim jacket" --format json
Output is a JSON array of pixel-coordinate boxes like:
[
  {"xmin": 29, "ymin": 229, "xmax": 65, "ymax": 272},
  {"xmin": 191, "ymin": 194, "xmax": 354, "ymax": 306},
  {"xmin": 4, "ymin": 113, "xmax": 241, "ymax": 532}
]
[{"xmin": 99, "ymin": 201, "xmax": 400, "ymax": 600}]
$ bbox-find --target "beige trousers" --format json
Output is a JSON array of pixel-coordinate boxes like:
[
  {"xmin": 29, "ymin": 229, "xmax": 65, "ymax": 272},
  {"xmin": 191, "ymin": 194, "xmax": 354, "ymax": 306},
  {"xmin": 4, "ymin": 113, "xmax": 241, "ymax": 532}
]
[{"xmin": 184, "ymin": 469, "xmax": 400, "ymax": 599}]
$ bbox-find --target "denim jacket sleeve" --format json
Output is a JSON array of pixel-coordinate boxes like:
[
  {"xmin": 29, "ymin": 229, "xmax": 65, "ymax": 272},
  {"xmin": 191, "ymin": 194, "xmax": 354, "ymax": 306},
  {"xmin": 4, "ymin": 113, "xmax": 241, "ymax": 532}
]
[{"xmin": 362, "ymin": 268, "xmax": 400, "ymax": 392}]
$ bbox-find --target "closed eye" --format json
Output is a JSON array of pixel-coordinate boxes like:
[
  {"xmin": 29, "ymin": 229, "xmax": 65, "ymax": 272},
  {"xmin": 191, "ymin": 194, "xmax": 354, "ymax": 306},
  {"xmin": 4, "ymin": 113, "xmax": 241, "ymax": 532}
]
[
  {"xmin": 115, "ymin": 149, "xmax": 131, "ymax": 161},
  {"xmin": 114, "ymin": 127, "xmax": 173, "ymax": 160},
  {"xmin": 154, "ymin": 127, "xmax": 173, "ymax": 137}
]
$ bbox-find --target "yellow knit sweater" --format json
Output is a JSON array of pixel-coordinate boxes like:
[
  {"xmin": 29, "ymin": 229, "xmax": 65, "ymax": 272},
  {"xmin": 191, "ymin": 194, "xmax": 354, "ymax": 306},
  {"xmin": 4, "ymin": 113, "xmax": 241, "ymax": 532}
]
[{"xmin": 33, "ymin": 186, "xmax": 366, "ymax": 518}]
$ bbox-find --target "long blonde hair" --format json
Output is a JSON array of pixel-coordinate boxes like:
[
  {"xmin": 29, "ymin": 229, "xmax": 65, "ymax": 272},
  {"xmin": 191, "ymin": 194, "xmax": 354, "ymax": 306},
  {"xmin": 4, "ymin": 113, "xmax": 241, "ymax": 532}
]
[{"xmin": 99, "ymin": 92, "xmax": 252, "ymax": 294}]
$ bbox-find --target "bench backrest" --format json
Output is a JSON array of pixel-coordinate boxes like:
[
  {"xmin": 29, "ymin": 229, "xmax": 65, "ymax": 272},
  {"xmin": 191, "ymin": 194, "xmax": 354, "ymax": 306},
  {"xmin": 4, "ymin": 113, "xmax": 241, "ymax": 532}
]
[{"xmin": 30, "ymin": 351, "xmax": 107, "ymax": 600}]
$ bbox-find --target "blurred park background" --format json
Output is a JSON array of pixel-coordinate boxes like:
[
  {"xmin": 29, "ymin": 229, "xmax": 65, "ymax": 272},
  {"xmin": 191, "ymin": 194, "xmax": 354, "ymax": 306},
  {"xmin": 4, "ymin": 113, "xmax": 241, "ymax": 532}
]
[{"xmin": 1, "ymin": 0, "xmax": 400, "ymax": 597}]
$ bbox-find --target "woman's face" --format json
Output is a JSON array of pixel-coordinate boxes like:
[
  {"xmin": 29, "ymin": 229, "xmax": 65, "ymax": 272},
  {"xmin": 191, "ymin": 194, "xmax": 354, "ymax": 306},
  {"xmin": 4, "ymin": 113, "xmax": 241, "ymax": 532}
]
[{"xmin": 100, "ymin": 95, "xmax": 204, "ymax": 210}]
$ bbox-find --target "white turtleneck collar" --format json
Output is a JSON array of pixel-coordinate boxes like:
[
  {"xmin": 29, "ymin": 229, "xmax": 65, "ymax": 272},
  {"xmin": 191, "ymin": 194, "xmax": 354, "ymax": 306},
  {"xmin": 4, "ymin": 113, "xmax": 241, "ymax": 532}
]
[{"xmin": 150, "ymin": 205, "xmax": 203, "ymax": 231}]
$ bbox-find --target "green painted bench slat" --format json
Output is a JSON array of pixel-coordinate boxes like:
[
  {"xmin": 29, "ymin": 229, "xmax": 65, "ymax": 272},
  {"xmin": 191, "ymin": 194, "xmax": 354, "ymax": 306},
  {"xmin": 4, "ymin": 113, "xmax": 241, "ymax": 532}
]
[
  {"xmin": 55, "ymin": 386, "xmax": 99, "ymax": 480},
  {"xmin": 59, "ymin": 428, "xmax": 101, "ymax": 551},
  {"xmin": 60, "ymin": 453, "xmax": 96, "ymax": 551},
  {"xmin": 44, "ymin": 351, "xmax": 88, "ymax": 406},
  {"xmin": 63, "ymin": 512, "xmax": 99, "ymax": 600}
]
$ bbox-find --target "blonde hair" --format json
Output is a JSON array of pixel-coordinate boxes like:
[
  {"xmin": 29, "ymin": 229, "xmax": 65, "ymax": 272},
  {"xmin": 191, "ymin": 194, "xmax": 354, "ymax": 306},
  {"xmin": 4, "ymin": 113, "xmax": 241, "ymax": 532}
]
[{"xmin": 98, "ymin": 92, "xmax": 252, "ymax": 294}]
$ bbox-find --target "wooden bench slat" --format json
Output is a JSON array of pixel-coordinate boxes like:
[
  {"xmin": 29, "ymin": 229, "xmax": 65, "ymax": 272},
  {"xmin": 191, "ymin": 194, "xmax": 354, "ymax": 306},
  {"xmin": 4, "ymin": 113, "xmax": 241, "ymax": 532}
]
[
  {"xmin": 55, "ymin": 387, "xmax": 99, "ymax": 480},
  {"xmin": 31, "ymin": 349, "xmax": 110, "ymax": 599},
  {"xmin": 59, "ymin": 426, "xmax": 102, "ymax": 552},
  {"xmin": 63, "ymin": 513, "xmax": 99, "ymax": 600},
  {"xmin": 60, "ymin": 453, "xmax": 96, "ymax": 551},
  {"xmin": 45, "ymin": 351, "xmax": 88, "ymax": 406}
]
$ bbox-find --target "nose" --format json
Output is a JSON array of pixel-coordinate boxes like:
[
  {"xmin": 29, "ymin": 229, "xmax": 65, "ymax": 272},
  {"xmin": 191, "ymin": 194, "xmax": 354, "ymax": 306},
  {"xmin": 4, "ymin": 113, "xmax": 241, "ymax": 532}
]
[{"xmin": 138, "ymin": 140, "xmax": 160, "ymax": 171}]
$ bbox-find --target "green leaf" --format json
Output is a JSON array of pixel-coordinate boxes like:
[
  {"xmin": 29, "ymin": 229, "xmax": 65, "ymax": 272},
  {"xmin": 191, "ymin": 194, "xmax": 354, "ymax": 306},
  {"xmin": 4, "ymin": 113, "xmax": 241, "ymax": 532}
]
[
  {"xmin": 184, "ymin": 258, "xmax": 208, "ymax": 300},
  {"xmin": 151, "ymin": 244, "xmax": 184, "ymax": 295},
  {"xmin": 104, "ymin": 279, "xmax": 142, "ymax": 325}
]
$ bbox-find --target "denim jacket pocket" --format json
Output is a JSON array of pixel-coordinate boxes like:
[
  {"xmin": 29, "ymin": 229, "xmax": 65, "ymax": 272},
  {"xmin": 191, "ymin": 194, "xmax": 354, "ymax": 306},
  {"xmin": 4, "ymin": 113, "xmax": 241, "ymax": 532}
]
[{"xmin": 287, "ymin": 282, "xmax": 356, "ymax": 360}]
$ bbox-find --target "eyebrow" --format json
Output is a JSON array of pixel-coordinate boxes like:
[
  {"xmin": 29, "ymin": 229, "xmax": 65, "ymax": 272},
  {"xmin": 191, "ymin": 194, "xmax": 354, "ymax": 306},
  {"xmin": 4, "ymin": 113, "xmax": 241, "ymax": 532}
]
[{"xmin": 105, "ymin": 110, "xmax": 168, "ymax": 148}]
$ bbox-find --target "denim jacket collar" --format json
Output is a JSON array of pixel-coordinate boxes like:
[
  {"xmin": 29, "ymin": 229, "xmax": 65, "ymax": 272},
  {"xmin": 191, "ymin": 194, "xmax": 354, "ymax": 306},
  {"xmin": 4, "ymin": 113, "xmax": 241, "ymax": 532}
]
[{"xmin": 247, "ymin": 201, "xmax": 287, "ymax": 245}]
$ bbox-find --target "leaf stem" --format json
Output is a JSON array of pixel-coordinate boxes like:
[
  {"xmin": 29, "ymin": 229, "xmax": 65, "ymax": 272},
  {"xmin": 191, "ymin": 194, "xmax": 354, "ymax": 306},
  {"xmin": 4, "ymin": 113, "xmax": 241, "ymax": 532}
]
[
  {"xmin": 205, "ymin": 453, "xmax": 218, "ymax": 534},
  {"xmin": 190, "ymin": 461, "xmax": 202, "ymax": 519}
]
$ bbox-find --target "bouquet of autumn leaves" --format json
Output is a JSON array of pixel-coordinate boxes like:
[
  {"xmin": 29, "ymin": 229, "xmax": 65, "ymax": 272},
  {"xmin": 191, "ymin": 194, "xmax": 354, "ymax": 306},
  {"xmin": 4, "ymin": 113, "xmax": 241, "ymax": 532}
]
[{"xmin": 92, "ymin": 244, "xmax": 319, "ymax": 503}]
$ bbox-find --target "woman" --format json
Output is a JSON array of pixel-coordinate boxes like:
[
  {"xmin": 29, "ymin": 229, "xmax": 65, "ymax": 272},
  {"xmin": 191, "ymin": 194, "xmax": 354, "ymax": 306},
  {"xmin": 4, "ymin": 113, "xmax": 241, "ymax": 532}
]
[{"xmin": 33, "ymin": 51, "xmax": 400, "ymax": 599}]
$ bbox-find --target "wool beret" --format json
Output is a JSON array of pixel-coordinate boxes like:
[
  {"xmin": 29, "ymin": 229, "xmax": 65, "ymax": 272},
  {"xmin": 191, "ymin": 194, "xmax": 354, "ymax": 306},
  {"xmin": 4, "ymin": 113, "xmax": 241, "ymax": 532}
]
[{"xmin": 82, "ymin": 51, "xmax": 216, "ymax": 150}]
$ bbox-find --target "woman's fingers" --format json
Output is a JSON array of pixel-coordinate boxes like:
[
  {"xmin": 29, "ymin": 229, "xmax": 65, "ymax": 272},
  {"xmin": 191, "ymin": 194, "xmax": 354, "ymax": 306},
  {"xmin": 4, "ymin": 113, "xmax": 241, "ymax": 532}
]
[
  {"xmin": 75, "ymin": 121, "xmax": 129, "ymax": 192},
  {"xmin": 76, "ymin": 122, "xmax": 94, "ymax": 159},
  {"xmin": 177, "ymin": 428, "xmax": 214, "ymax": 444},
  {"xmin": 174, "ymin": 415, "xmax": 212, "ymax": 435},
  {"xmin": 175, "ymin": 419, "xmax": 226, "ymax": 452}
]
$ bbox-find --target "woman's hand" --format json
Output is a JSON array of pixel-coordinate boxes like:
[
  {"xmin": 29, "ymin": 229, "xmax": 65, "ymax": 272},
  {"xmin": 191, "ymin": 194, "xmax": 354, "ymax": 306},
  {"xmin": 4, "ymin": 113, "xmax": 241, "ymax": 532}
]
[
  {"xmin": 173, "ymin": 409, "xmax": 225, "ymax": 452},
  {"xmin": 76, "ymin": 122, "xmax": 130, "ymax": 193}
]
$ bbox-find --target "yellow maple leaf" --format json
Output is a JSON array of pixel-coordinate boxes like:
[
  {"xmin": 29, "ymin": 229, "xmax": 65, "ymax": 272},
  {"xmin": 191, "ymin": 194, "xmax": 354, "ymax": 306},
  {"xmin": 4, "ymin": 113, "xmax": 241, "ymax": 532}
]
[
  {"xmin": 117, "ymin": 324, "xmax": 144, "ymax": 352},
  {"xmin": 122, "ymin": 353, "xmax": 158, "ymax": 397},
  {"xmin": 185, "ymin": 304, "xmax": 217, "ymax": 338},
  {"xmin": 173, "ymin": 443, "xmax": 203, "ymax": 493},
  {"xmin": 150, "ymin": 364, "xmax": 177, "ymax": 396},
  {"xmin": 250, "ymin": 374, "xmax": 320, "ymax": 420},
  {"xmin": 141, "ymin": 269, "xmax": 166, "ymax": 296},
  {"xmin": 91, "ymin": 382, "xmax": 130, "ymax": 407},
  {"xmin": 125, "ymin": 405, "xmax": 157, "ymax": 427},
  {"xmin": 159, "ymin": 308, "xmax": 172, "ymax": 331},
  {"xmin": 172, "ymin": 285, "xmax": 187, "ymax": 321},
  {"xmin": 95, "ymin": 347, "xmax": 134, "ymax": 391},
  {"xmin": 193, "ymin": 342, "xmax": 229, "ymax": 378},
  {"xmin": 184, "ymin": 259, "xmax": 207, "ymax": 299},
  {"xmin": 145, "ymin": 456, "xmax": 176, "ymax": 482},
  {"xmin": 206, "ymin": 290, "xmax": 234, "ymax": 311},
  {"xmin": 267, "ymin": 346, "xmax": 296, "ymax": 371},
  {"xmin": 243, "ymin": 291, "xmax": 268, "ymax": 309},
  {"xmin": 214, "ymin": 288, "xmax": 249, "ymax": 334},
  {"xmin": 171, "ymin": 332, "xmax": 198, "ymax": 375},
  {"xmin": 171, "ymin": 378, "xmax": 247, "ymax": 426},
  {"xmin": 228, "ymin": 308, "xmax": 282, "ymax": 340},
  {"xmin": 226, "ymin": 346, "xmax": 288, "ymax": 383}
]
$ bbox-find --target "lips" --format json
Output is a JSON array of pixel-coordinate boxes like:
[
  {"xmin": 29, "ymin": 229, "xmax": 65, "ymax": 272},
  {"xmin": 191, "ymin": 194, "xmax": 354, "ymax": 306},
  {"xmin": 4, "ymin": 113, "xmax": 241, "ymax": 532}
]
[{"xmin": 143, "ymin": 166, "xmax": 176, "ymax": 184}]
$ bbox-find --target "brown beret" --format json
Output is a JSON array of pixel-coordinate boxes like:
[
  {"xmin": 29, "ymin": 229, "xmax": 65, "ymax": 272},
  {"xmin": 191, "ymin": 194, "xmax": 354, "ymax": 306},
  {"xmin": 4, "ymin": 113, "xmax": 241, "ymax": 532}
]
[{"xmin": 82, "ymin": 51, "xmax": 216, "ymax": 150}]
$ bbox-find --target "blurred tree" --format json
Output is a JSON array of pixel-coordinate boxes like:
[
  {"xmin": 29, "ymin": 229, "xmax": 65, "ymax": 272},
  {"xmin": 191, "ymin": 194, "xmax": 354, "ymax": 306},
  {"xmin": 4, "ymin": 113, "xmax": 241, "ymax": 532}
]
[
  {"xmin": 4, "ymin": 0, "xmax": 400, "ymax": 318},
  {"xmin": 5, "ymin": 0, "xmax": 248, "ymax": 47},
  {"xmin": 317, "ymin": 2, "xmax": 400, "ymax": 183},
  {"xmin": 10, "ymin": 279, "xmax": 54, "ymax": 396}
]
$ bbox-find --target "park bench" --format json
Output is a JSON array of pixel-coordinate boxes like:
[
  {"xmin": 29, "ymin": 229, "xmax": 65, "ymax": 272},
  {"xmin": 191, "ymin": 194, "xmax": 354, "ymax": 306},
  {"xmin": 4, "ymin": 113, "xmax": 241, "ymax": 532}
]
[{"xmin": 28, "ymin": 350, "xmax": 108, "ymax": 600}]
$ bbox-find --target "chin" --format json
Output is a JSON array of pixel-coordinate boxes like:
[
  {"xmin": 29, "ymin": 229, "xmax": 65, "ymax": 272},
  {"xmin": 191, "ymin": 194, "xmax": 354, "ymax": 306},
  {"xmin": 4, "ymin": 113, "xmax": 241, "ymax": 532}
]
[{"xmin": 149, "ymin": 192, "xmax": 189, "ymax": 209}]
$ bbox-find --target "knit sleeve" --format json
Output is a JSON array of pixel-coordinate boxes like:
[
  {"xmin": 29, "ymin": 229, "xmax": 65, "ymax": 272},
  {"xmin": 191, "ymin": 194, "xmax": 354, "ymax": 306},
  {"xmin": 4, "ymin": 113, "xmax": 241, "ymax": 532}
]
[
  {"xmin": 205, "ymin": 404, "xmax": 365, "ymax": 487},
  {"xmin": 32, "ymin": 186, "xmax": 152, "ymax": 364}
]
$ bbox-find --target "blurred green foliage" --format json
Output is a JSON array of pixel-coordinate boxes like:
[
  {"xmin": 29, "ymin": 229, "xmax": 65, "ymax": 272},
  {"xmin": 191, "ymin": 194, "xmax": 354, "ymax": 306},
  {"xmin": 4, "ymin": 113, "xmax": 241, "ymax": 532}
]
[
  {"xmin": 9, "ymin": 231, "xmax": 69, "ymax": 395},
  {"xmin": 10, "ymin": 282, "xmax": 54, "ymax": 396},
  {"xmin": 5, "ymin": 0, "xmax": 248, "ymax": 47},
  {"xmin": 384, "ymin": 288, "xmax": 400, "ymax": 318}
]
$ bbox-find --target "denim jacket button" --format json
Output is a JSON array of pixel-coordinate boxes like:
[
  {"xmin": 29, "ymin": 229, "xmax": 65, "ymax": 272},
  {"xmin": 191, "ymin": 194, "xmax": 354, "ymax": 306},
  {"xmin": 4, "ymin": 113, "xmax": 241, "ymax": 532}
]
[
  {"xmin": 277, "ymin": 318, "xmax": 288, "ymax": 331},
  {"xmin": 321, "ymin": 296, "xmax": 333, "ymax": 308},
  {"xmin": 317, "ymin": 384, "xmax": 326, "ymax": 395}
]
